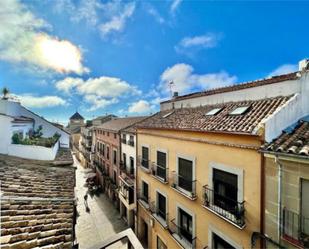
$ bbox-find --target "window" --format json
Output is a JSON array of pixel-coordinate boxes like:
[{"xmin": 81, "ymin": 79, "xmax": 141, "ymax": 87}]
[
  {"xmin": 213, "ymin": 169, "xmax": 238, "ymax": 213},
  {"xmin": 229, "ymin": 106, "xmax": 250, "ymax": 115},
  {"xmin": 178, "ymin": 158, "xmax": 193, "ymax": 192},
  {"xmin": 114, "ymin": 133, "xmax": 117, "ymax": 139},
  {"xmin": 103, "ymin": 131, "xmax": 105, "ymax": 135},
  {"xmin": 157, "ymin": 192, "xmax": 166, "ymax": 220},
  {"xmin": 157, "ymin": 236, "xmax": 167, "ymax": 249},
  {"xmin": 157, "ymin": 151, "xmax": 167, "ymax": 180},
  {"xmin": 129, "ymin": 135, "xmax": 134, "ymax": 146},
  {"xmin": 205, "ymin": 107, "xmax": 222, "ymax": 116},
  {"xmin": 142, "ymin": 181, "xmax": 149, "ymax": 203},
  {"xmin": 213, "ymin": 233, "xmax": 236, "ymax": 249},
  {"xmin": 122, "ymin": 134, "xmax": 126, "ymax": 144},
  {"xmin": 113, "ymin": 150, "xmax": 117, "ymax": 165},
  {"xmin": 130, "ymin": 157, "xmax": 134, "ymax": 175},
  {"xmin": 107, "ymin": 132, "xmax": 109, "ymax": 136},
  {"xmin": 123, "ymin": 153, "xmax": 127, "ymax": 168},
  {"xmin": 113, "ymin": 171, "xmax": 117, "ymax": 183},
  {"xmin": 107, "ymin": 146, "xmax": 110, "ymax": 160},
  {"xmin": 142, "ymin": 146, "xmax": 149, "ymax": 169},
  {"xmin": 179, "ymin": 208, "xmax": 193, "ymax": 243},
  {"xmin": 102, "ymin": 144, "xmax": 105, "ymax": 157}
]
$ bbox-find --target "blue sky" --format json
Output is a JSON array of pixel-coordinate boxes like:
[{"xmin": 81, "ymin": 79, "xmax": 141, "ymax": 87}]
[{"xmin": 0, "ymin": 0, "xmax": 308, "ymax": 125}]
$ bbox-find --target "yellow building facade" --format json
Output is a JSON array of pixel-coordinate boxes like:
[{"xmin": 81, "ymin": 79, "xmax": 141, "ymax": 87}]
[{"xmin": 136, "ymin": 128, "xmax": 263, "ymax": 249}]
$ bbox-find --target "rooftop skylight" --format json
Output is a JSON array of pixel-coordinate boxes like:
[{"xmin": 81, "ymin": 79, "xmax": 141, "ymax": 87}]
[
  {"xmin": 205, "ymin": 108, "xmax": 222, "ymax": 116},
  {"xmin": 162, "ymin": 111, "xmax": 174, "ymax": 118},
  {"xmin": 229, "ymin": 106, "xmax": 250, "ymax": 115}
]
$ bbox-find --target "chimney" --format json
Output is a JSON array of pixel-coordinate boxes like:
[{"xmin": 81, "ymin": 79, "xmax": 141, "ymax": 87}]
[
  {"xmin": 173, "ymin": 92, "xmax": 179, "ymax": 98},
  {"xmin": 299, "ymin": 59, "xmax": 309, "ymax": 71}
]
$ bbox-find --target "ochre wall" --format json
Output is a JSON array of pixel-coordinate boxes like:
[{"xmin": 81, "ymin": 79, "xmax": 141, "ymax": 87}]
[{"xmin": 137, "ymin": 128, "xmax": 262, "ymax": 249}]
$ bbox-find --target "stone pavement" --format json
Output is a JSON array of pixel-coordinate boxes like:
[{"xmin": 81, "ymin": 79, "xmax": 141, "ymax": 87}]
[{"xmin": 74, "ymin": 157, "xmax": 128, "ymax": 249}]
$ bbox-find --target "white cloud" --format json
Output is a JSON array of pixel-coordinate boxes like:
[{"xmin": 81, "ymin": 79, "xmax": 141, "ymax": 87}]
[
  {"xmin": 175, "ymin": 33, "xmax": 222, "ymax": 56},
  {"xmin": 268, "ymin": 64, "xmax": 298, "ymax": 77},
  {"xmin": 54, "ymin": 0, "xmax": 136, "ymax": 38},
  {"xmin": 0, "ymin": 0, "xmax": 88, "ymax": 74},
  {"xmin": 17, "ymin": 94, "xmax": 67, "ymax": 108},
  {"xmin": 55, "ymin": 76, "xmax": 141, "ymax": 110},
  {"xmin": 99, "ymin": 2, "xmax": 135, "ymax": 37},
  {"xmin": 160, "ymin": 63, "xmax": 237, "ymax": 95},
  {"xmin": 84, "ymin": 95, "xmax": 118, "ymax": 111},
  {"xmin": 128, "ymin": 100, "xmax": 152, "ymax": 114},
  {"xmin": 146, "ymin": 4, "xmax": 165, "ymax": 24},
  {"xmin": 170, "ymin": 0, "xmax": 182, "ymax": 13}
]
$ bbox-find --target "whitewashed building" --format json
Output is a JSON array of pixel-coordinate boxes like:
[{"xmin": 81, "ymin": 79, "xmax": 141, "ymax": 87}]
[{"xmin": 0, "ymin": 98, "xmax": 70, "ymax": 160}]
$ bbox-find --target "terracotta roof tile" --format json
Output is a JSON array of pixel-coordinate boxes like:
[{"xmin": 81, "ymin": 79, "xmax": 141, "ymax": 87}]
[
  {"xmin": 137, "ymin": 96, "xmax": 292, "ymax": 135},
  {"xmin": 97, "ymin": 116, "xmax": 148, "ymax": 132},
  {"xmin": 0, "ymin": 155, "xmax": 75, "ymax": 248},
  {"xmin": 262, "ymin": 118, "xmax": 309, "ymax": 157}
]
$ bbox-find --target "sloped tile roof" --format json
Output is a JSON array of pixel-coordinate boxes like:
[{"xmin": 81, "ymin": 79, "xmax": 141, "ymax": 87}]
[
  {"xmin": 137, "ymin": 96, "xmax": 292, "ymax": 135},
  {"xmin": 97, "ymin": 116, "xmax": 148, "ymax": 132},
  {"xmin": 0, "ymin": 155, "xmax": 76, "ymax": 248},
  {"xmin": 161, "ymin": 72, "xmax": 298, "ymax": 104},
  {"xmin": 262, "ymin": 118, "xmax": 309, "ymax": 157}
]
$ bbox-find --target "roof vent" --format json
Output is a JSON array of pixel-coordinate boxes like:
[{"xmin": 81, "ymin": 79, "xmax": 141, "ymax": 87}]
[{"xmin": 299, "ymin": 59, "xmax": 309, "ymax": 71}]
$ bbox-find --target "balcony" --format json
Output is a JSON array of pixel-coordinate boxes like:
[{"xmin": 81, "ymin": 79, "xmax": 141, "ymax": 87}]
[
  {"xmin": 169, "ymin": 219, "xmax": 196, "ymax": 249},
  {"xmin": 120, "ymin": 161, "xmax": 135, "ymax": 180},
  {"xmin": 121, "ymin": 138, "xmax": 127, "ymax": 144},
  {"xmin": 202, "ymin": 185, "xmax": 245, "ymax": 229},
  {"xmin": 119, "ymin": 183, "xmax": 135, "ymax": 205},
  {"xmin": 171, "ymin": 171, "xmax": 196, "ymax": 200},
  {"xmin": 151, "ymin": 163, "xmax": 168, "ymax": 183},
  {"xmin": 282, "ymin": 207, "xmax": 309, "ymax": 248},
  {"xmin": 137, "ymin": 156, "xmax": 151, "ymax": 173},
  {"xmin": 149, "ymin": 201, "xmax": 169, "ymax": 229},
  {"xmin": 137, "ymin": 190, "xmax": 150, "ymax": 210}
]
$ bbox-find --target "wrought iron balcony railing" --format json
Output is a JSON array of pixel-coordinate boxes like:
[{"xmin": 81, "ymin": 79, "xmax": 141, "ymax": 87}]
[
  {"xmin": 128, "ymin": 140, "xmax": 134, "ymax": 147},
  {"xmin": 282, "ymin": 207, "xmax": 309, "ymax": 248},
  {"xmin": 171, "ymin": 171, "xmax": 196, "ymax": 199},
  {"xmin": 151, "ymin": 163, "xmax": 168, "ymax": 183},
  {"xmin": 202, "ymin": 185, "xmax": 245, "ymax": 228},
  {"xmin": 137, "ymin": 189, "xmax": 149, "ymax": 207},
  {"xmin": 138, "ymin": 156, "xmax": 150, "ymax": 172},
  {"xmin": 121, "ymin": 138, "xmax": 127, "ymax": 144},
  {"xmin": 169, "ymin": 218, "xmax": 196, "ymax": 249},
  {"xmin": 149, "ymin": 201, "xmax": 169, "ymax": 228}
]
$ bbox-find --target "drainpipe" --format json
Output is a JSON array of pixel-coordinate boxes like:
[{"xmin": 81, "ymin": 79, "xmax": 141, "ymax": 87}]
[
  {"xmin": 275, "ymin": 155, "xmax": 283, "ymax": 243},
  {"xmin": 260, "ymin": 151, "xmax": 266, "ymax": 249}
]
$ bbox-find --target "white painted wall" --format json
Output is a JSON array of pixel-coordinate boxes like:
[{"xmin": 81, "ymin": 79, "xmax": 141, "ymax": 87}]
[
  {"xmin": 0, "ymin": 115, "xmax": 13, "ymax": 154},
  {"xmin": 121, "ymin": 132, "xmax": 137, "ymax": 173},
  {"xmin": 7, "ymin": 140, "xmax": 59, "ymax": 160},
  {"xmin": 160, "ymin": 77, "xmax": 301, "ymax": 111},
  {"xmin": 0, "ymin": 99, "xmax": 69, "ymax": 148},
  {"xmin": 264, "ymin": 71, "xmax": 309, "ymax": 141}
]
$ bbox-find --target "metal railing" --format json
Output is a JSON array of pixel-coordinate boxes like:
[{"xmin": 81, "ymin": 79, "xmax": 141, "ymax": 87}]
[
  {"xmin": 137, "ymin": 189, "xmax": 149, "ymax": 205},
  {"xmin": 151, "ymin": 163, "xmax": 168, "ymax": 183},
  {"xmin": 282, "ymin": 207, "xmax": 309, "ymax": 247},
  {"xmin": 138, "ymin": 156, "xmax": 150, "ymax": 172},
  {"xmin": 150, "ymin": 201, "xmax": 169, "ymax": 227},
  {"xmin": 169, "ymin": 218, "xmax": 196, "ymax": 248},
  {"xmin": 171, "ymin": 171, "xmax": 196, "ymax": 199},
  {"xmin": 202, "ymin": 185, "xmax": 245, "ymax": 228},
  {"xmin": 121, "ymin": 138, "xmax": 127, "ymax": 144},
  {"xmin": 128, "ymin": 140, "xmax": 134, "ymax": 146}
]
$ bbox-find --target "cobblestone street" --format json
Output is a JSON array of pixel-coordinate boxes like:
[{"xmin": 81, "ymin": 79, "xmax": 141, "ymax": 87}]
[{"xmin": 74, "ymin": 156, "xmax": 128, "ymax": 249}]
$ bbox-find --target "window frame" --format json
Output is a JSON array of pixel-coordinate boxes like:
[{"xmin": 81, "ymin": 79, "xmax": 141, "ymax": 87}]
[{"xmin": 176, "ymin": 154, "xmax": 196, "ymax": 195}]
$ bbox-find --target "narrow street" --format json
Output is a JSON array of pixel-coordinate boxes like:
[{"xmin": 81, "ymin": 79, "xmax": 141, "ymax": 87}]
[{"xmin": 74, "ymin": 156, "xmax": 128, "ymax": 249}]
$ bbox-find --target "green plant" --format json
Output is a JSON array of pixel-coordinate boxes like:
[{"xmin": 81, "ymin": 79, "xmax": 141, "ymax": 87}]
[
  {"xmin": 12, "ymin": 133, "xmax": 20, "ymax": 144},
  {"xmin": 33, "ymin": 125, "xmax": 43, "ymax": 138}
]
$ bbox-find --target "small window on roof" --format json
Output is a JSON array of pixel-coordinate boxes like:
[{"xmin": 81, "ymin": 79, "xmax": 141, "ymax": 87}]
[
  {"xmin": 162, "ymin": 111, "xmax": 174, "ymax": 118},
  {"xmin": 229, "ymin": 106, "xmax": 250, "ymax": 115},
  {"xmin": 205, "ymin": 107, "xmax": 222, "ymax": 116}
]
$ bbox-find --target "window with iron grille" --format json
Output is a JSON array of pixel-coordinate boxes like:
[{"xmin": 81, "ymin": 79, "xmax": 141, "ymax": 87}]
[{"xmin": 178, "ymin": 158, "xmax": 193, "ymax": 192}]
